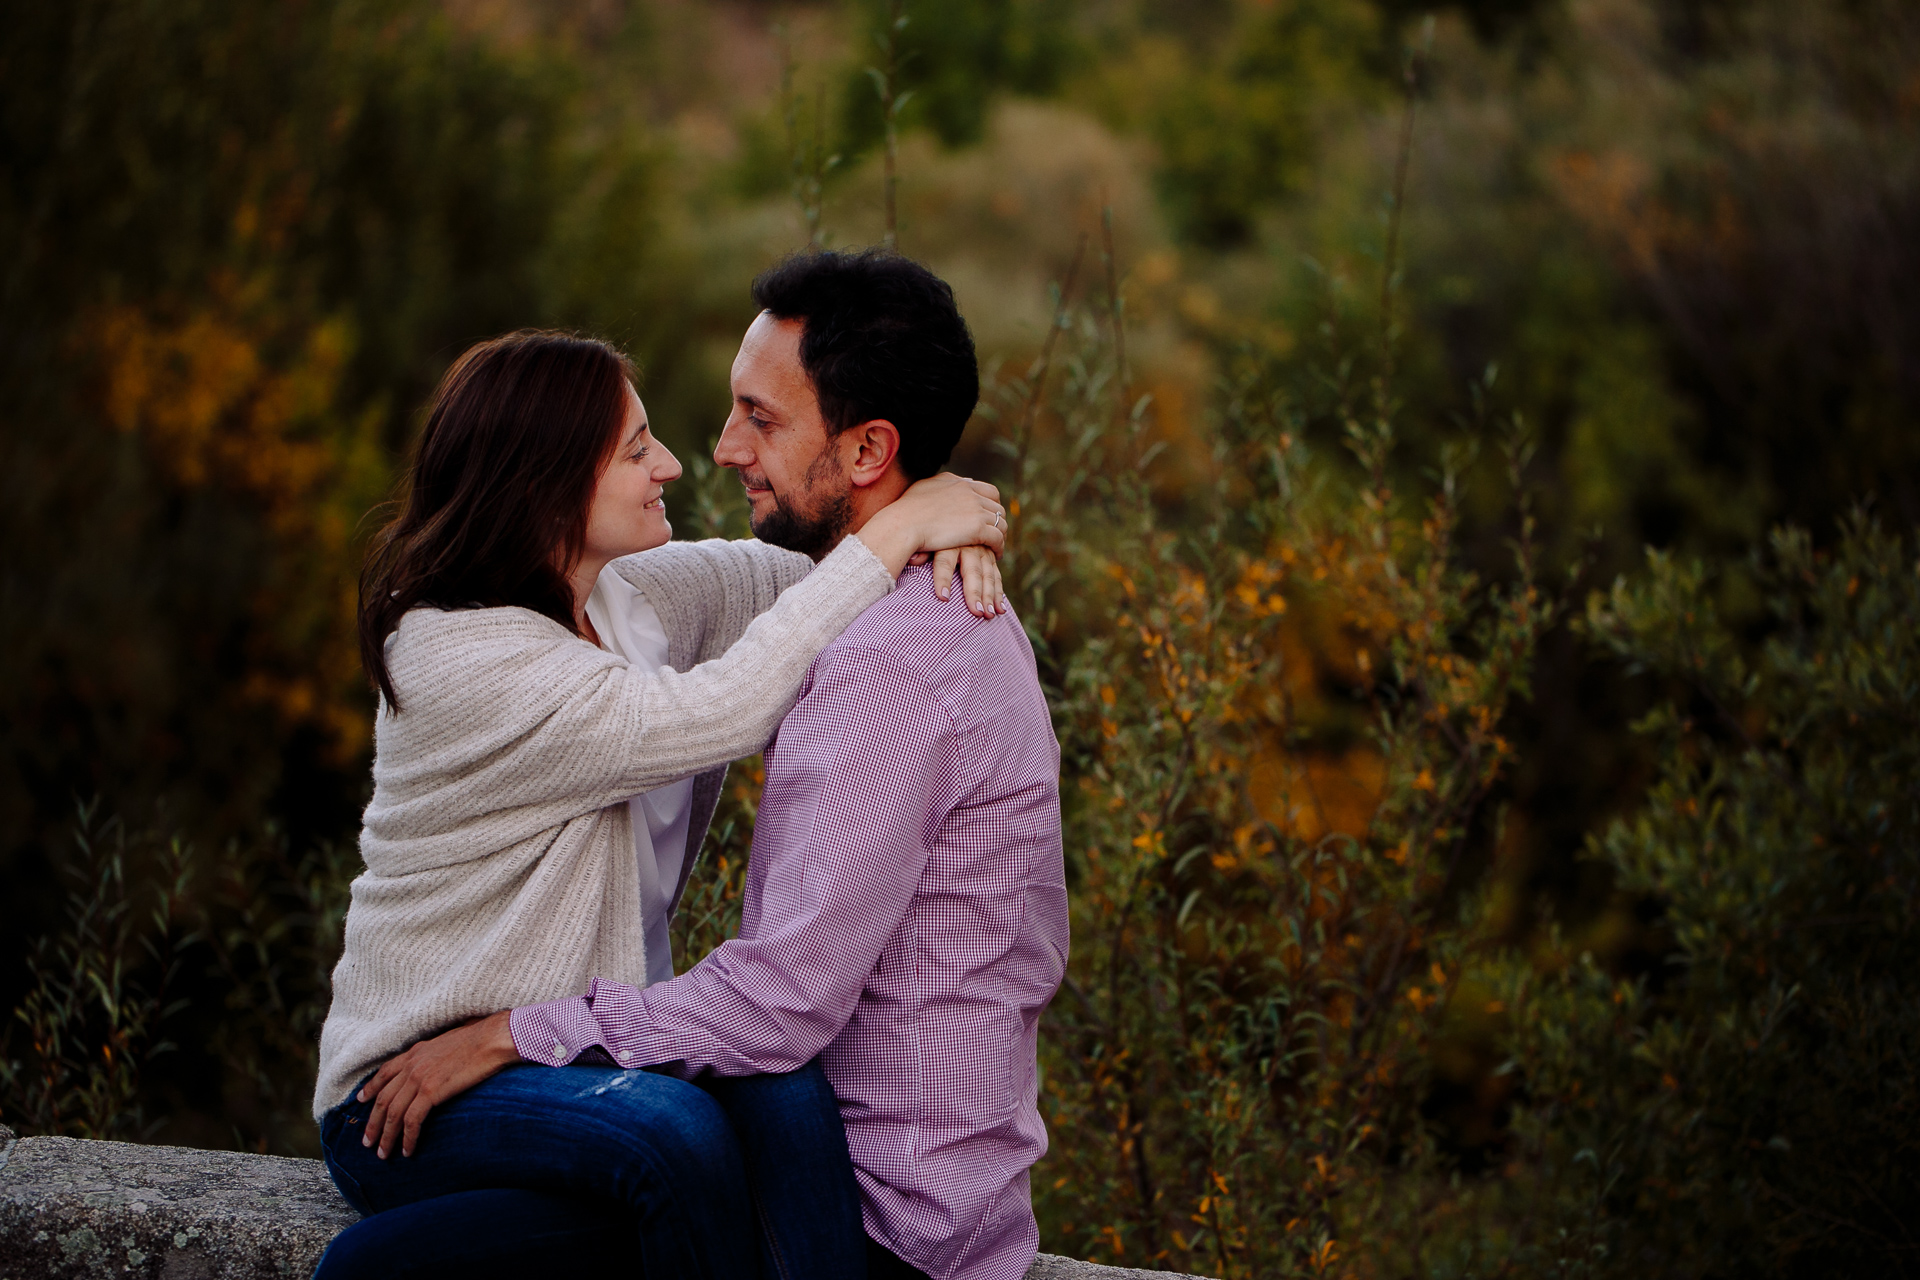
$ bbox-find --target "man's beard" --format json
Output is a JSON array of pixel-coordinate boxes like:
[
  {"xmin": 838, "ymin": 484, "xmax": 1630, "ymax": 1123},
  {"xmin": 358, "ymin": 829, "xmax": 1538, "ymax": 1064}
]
[{"xmin": 749, "ymin": 448, "xmax": 854, "ymax": 562}]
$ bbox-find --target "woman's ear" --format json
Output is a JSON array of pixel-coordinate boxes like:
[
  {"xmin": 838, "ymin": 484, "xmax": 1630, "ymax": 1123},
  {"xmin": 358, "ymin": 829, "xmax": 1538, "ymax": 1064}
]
[{"xmin": 844, "ymin": 418, "xmax": 903, "ymax": 488}]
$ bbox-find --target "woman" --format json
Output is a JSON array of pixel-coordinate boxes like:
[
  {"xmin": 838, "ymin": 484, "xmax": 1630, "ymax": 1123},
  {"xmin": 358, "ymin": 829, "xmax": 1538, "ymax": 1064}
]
[{"xmin": 310, "ymin": 330, "xmax": 1006, "ymax": 1278}]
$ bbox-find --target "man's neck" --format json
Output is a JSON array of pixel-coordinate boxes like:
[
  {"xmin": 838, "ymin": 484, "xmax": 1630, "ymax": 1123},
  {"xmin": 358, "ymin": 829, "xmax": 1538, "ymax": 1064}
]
[{"xmin": 822, "ymin": 470, "xmax": 911, "ymax": 560}]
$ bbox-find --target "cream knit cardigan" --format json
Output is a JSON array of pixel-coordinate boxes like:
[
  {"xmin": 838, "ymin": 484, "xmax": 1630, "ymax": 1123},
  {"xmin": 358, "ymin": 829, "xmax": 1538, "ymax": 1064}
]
[{"xmin": 313, "ymin": 535, "xmax": 890, "ymax": 1117}]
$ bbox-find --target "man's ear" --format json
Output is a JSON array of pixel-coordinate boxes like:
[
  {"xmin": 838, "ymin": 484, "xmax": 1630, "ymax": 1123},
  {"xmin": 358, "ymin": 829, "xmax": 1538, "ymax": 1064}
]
[{"xmin": 842, "ymin": 418, "xmax": 903, "ymax": 488}]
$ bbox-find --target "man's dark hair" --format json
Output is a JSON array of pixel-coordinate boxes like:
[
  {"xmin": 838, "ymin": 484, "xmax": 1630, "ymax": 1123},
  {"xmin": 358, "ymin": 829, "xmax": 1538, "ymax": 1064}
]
[{"xmin": 751, "ymin": 249, "xmax": 979, "ymax": 481}]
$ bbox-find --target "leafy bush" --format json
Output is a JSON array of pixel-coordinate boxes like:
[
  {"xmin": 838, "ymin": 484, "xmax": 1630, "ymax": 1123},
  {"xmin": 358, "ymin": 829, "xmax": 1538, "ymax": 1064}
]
[
  {"xmin": 839, "ymin": 0, "xmax": 1082, "ymax": 151},
  {"xmin": 1491, "ymin": 517, "xmax": 1920, "ymax": 1278},
  {"xmin": 953, "ymin": 206, "xmax": 1558, "ymax": 1272},
  {"xmin": 973, "ymin": 248, "xmax": 1919, "ymax": 1276},
  {"xmin": 1, "ymin": 807, "xmax": 193, "ymax": 1141},
  {"xmin": 0, "ymin": 0, "xmax": 687, "ymax": 954},
  {"xmin": 2, "ymin": 806, "xmax": 354, "ymax": 1152}
]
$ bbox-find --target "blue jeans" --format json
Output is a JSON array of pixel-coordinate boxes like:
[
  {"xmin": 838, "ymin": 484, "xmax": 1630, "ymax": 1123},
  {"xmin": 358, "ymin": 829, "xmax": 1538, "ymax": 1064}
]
[{"xmin": 315, "ymin": 1060, "xmax": 865, "ymax": 1280}]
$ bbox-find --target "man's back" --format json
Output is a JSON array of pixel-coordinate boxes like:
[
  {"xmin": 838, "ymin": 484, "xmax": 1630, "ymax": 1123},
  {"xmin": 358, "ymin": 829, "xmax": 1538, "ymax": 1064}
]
[{"xmin": 745, "ymin": 564, "xmax": 1067, "ymax": 1280}]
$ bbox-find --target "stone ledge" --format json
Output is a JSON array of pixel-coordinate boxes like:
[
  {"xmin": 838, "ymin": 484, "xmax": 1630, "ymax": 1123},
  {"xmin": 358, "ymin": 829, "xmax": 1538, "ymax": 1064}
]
[{"xmin": 0, "ymin": 1126, "xmax": 1208, "ymax": 1279}]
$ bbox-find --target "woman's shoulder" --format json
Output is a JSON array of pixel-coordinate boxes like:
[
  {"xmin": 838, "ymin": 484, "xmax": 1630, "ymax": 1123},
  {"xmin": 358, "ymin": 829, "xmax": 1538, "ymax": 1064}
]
[
  {"xmin": 390, "ymin": 602, "xmax": 575, "ymax": 647},
  {"xmin": 386, "ymin": 605, "xmax": 615, "ymax": 695}
]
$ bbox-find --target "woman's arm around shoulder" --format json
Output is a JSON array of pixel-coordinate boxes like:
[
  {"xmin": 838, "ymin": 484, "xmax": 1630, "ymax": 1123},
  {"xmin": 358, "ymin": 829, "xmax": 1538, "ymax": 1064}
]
[{"xmin": 606, "ymin": 538, "xmax": 813, "ymax": 654}]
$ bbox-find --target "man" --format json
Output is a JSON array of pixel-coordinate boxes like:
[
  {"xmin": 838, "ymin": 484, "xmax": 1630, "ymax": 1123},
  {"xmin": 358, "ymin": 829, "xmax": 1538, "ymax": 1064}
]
[{"xmin": 512, "ymin": 249, "xmax": 1067, "ymax": 1280}]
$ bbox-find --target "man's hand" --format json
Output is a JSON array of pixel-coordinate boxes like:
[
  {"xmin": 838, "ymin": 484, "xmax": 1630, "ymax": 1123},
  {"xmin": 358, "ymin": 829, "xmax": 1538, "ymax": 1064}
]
[{"xmin": 359, "ymin": 1010, "xmax": 519, "ymax": 1159}]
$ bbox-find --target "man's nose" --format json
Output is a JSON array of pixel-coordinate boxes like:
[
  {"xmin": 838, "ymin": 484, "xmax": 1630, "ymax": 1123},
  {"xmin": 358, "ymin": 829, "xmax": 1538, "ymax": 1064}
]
[{"xmin": 713, "ymin": 414, "xmax": 751, "ymax": 468}]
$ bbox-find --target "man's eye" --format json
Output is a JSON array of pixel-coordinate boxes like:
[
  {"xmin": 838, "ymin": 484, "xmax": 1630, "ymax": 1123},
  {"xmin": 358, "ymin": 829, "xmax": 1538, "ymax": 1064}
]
[{"xmin": 749, "ymin": 413, "xmax": 771, "ymax": 431}]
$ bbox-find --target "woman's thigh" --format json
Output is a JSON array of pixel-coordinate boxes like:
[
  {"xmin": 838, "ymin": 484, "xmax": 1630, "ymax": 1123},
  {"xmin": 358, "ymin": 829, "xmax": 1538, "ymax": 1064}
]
[{"xmin": 322, "ymin": 1063, "xmax": 756, "ymax": 1275}]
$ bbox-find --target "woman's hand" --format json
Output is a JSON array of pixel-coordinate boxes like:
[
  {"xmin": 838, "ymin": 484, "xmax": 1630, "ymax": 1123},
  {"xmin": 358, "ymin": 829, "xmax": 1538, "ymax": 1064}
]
[
  {"xmin": 856, "ymin": 473, "xmax": 1006, "ymax": 594},
  {"xmin": 925, "ymin": 545, "xmax": 1008, "ymax": 616},
  {"xmin": 358, "ymin": 1010, "xmax": 518, "ymax": 1159}
]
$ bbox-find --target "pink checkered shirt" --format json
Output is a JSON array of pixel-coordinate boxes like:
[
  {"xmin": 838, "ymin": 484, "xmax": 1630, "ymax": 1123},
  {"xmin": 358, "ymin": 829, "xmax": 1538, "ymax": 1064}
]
[{"xmin": 510, "ymin": 563, "xmax": 1068, "ymax": 1280}]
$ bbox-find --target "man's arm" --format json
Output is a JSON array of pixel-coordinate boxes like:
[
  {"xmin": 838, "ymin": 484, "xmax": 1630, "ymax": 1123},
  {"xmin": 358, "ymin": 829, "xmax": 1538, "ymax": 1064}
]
[{"xmin": 510, "ymin": 643, "xmax": 963, "ymax": 1076}]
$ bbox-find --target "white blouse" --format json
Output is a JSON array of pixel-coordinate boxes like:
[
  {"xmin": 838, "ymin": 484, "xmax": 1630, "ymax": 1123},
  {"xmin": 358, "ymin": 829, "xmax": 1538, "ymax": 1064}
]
[{"xmin": 586, "ymin": 568, "xmax": 697, "ymax": 985}]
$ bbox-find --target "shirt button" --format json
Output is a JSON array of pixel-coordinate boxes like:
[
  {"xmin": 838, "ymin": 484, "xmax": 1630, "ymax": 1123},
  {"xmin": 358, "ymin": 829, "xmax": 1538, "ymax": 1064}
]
[
  {"xmin": 551, "ymin": 1041, "xmax": 567, "ymax": 1062},
  {"xmin": 619, "ymin": 1050, "xmax": 634, "ymax": 1064}
]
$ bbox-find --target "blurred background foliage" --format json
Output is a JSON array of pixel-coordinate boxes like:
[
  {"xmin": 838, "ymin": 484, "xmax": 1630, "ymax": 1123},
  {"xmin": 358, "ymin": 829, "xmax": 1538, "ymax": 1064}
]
[{"xmin": 3, "ymin": 0, "xmax": 1915, "ymax": 1273}]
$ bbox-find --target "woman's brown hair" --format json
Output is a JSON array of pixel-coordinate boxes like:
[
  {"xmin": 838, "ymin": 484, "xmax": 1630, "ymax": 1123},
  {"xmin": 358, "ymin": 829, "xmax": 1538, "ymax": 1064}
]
[{"xmin": 359, "ymin": 330, "xmax": 635, "ymax": 709}]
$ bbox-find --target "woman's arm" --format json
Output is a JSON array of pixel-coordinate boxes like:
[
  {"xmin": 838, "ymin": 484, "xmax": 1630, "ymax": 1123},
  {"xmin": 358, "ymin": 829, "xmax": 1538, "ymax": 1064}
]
[
  {"xmin": 602, "ymin": 538, "xmax": 811, "ymax": 667},
  {"xmin": 601, "ymin": 476, "xmax": 1006, "ymax": 658},
  {"xmin": 522, "ymin": 475, "xmax": 1005, "ymax": 801},
  {"xmin": 609, "ymin": 540, "xmax": 1003, "ymax": 665},
  {"xmin": 377, "ymin": 536, "xmax": 892, "ymax": 824},
  {"xmin": 846, "ymin": 473, "xmax": 1005, "ymax": 605},
  {"xmin": 373, "ymin": 477, "xmax": 1006, "ymax": 839}
]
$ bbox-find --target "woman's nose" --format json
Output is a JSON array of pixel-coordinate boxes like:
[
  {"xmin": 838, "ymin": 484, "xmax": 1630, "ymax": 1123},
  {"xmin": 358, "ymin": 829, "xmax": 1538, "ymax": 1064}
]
[{"xmin": 656, "ymin": 441, "xmax": 684, "ymax": 483}]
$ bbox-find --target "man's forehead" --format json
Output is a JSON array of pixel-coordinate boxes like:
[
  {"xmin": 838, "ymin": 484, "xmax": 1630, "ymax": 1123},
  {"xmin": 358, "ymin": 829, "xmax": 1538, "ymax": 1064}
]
[
  {"xmin": 740, "ymin": 311, "xmax": 803, "ymax": 357},
  {"xmin": 732, "ymin": 313, "xmax": 812, "ymax": 404}
]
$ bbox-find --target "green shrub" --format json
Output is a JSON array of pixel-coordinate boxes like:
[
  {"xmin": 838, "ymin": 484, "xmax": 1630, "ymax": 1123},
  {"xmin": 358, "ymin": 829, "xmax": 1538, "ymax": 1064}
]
[
  {"xmin": 1491, "ymin": 517, "xmax": 1920, "ymax": 1278},
  {"xmin": 938, "ymin": 208, "xmax": 1554, "ymax": 1273},
  {"xmin": 0, "ymin": 806, "xmax": 192, "ymax": 1141},
  {"xmin": 1, "ymin": 806, "xmax": 354, "ymax": 1153}
]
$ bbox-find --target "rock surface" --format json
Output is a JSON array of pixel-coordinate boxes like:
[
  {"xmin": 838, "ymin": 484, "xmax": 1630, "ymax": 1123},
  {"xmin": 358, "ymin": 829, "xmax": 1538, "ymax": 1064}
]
[
  {"xmin": 1024, "ymin": 1258, "xmax": 1210, "ymax": 1280},
  {"xmin": 0, "ymin": 1125, "xmax": 1211, "ymax": 1279},
  {"xmin": 0, "ymin": 1124, "xmax": 354, "ymax": 1279}
]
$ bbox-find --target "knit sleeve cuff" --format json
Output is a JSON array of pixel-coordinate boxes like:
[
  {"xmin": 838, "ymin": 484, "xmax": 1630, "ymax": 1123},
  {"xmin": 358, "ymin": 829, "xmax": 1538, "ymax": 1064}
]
[{"xmin": 827, "ymin": 530, "xmax": 898, "ymax": 595}]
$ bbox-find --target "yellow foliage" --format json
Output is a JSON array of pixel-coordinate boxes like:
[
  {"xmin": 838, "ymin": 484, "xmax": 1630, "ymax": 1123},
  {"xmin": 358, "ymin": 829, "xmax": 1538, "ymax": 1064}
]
[
  {"xmin": 90, "ymin": 300, "xmax": 346, "ymax": 519},
  {"xmin": 82, "ymin": 295, "xmax": 374, "ymax": 760}
]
